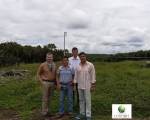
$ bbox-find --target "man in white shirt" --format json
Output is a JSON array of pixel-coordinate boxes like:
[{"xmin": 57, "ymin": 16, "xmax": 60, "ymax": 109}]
[
  {"xmin": 69, "ymin": 47, "xmax": 80, "ymax": 107},
  {"xmin": 74, "ymin": 52, "xmax": 96, "ymax": 120}
]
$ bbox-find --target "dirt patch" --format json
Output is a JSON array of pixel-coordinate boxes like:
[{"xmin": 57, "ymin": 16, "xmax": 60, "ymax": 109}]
[
  {"xmin": 31, "ymin": 113, "xmax": 75, "ymax": 120},
  {"xmin": 0, "ymin": 108, "xmax": 75, "ymax": 120},
  {"xmin": 0, "ymin": 70, "xmax": 29, "ymax": 77},
  {"xmin": 31, "ymin": 110, "xmax": 76, "ymax": 120},
  {"xmin": 0, "ymin": 109, "xmax": 21, "ymax": 120},
  {"xmin": 0, "ymin": 109, "xmax": 149, "ymax": 120}
]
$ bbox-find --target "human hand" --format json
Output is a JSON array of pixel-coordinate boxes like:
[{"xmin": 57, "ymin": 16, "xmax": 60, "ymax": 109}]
[
  {"xmin": 40, "ymin": 81, "xmax": 44, "ymax": 86},
  {"xmin": 68, "ymin": 82, "xmax": 73, "ymax": 86},
  {"xmin": 57, "ymin": 85, "xmax": 62, "ymax": 90},
  {"xmin": 73, "ymin": 86, "xmax": 76, "ymax": 91},
  {"xmin": 90, "ymin": 87, "xmax": 94, "ymax": 92}
]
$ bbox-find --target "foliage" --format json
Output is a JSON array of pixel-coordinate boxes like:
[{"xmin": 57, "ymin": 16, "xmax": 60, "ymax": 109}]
[
  {"xmin": 1, "ymin": 42, "xmax": 150, "ymax": 64},
  {"xmin": 0, "ymin": 42, "xmax": 22, "ymax": 59},
  {"xmin": 0, "ymin": 42, "xmax": 66, "ymax": 63}
]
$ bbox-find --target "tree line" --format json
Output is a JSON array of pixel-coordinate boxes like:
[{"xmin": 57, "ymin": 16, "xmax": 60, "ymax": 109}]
[
  {"xmin": 0, "ymin": 42, "xmax": 70, "ymax": 63},
  {"xmin": 1, "ymin": 42, "xmax": 150, "ymax": 64},
  {"xmin": 86, "ymin": 50, "xmax": 150, "ymax": 62}
]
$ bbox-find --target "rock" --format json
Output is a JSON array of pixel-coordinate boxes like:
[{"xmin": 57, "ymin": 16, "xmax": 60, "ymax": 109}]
[{"xmin": 0, "ymin": 70, "xmax": 29, "ymax": 77}]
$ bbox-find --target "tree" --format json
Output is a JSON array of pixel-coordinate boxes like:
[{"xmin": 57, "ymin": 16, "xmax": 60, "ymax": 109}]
[
  {"xmin": 22, "ymin": 45, "xmax": 34, "ymax": 63},
  {"xmin": 47, "ymin": 44, "xmax": 56, "ymax": 51},
  {"xmin": 0, "ymin": 42, "xmax": 68, "ymax": 63},
  {"xmin": 0, "ymin": 42, "xmax": 22, "ymax": 59}
]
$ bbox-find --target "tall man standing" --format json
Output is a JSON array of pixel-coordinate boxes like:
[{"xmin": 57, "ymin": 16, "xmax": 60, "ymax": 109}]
[
  {"xmin": 69, "ymin": 47, "xmax": 80, "ymax": 107},
  {"xmin": 37, "ymin": 53, "xmax": 56, "ymax": 118},
  {"xmin": 74, "ymin": 52, "xmax": 96, "ymax": 120}
]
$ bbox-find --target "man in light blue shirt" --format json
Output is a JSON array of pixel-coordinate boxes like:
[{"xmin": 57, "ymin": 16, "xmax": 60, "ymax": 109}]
[
  {"xmin": 56, "ymin": 56, "xmax": 75, "ymax": 119},
  {"xmin": 69, "ymin": 47, "xmax": 80, "ymax": 107}
]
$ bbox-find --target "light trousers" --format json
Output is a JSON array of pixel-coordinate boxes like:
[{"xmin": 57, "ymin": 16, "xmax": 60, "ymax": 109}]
[
  {"xmin": 78, "ymin": 89, "xmax": 91, "ymax": 117},
  {"xmin": 42, "ymin": 81, "xmax": 55, "ymax": 115}
]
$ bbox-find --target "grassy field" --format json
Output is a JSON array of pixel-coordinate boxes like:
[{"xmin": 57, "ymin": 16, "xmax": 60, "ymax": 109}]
[{"xmin": 0, "ymin": 61, "xmax": 150, "ymax": 120}]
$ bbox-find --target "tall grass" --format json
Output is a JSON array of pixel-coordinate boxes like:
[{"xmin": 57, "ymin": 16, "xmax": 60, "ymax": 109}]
[
  {"xmin": 92, "ymin": 61, "xmax": 150, "ymax": 119},
  {"xmin": 0, "ymin": 61, "xmax": 150, "ymax": 119}
]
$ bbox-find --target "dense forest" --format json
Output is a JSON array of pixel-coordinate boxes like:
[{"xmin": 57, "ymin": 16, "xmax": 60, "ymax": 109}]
[
  {"xmin": 0, "ymin": 42, "xmax": 69, "ymax": 63},
  {"xmin": 0, "ymin": 42, "xmax": 150, "ymax": 63}
]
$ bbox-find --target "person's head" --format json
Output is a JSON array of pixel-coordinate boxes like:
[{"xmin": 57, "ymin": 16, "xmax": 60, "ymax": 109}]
[
  {"xmin": 61, "ymin": 56, "xmax": 69, "ymax": 66},
  {"xmin": 79, "ymin": 52, "xmax": 86, "ymax": 62},
  {"xmin": 72, "ymin": 47, "xmax": 78, "ymax": 57},
  {"xmin": 46, "ymin": 53, "xmax": 53, "ymax": 63}
]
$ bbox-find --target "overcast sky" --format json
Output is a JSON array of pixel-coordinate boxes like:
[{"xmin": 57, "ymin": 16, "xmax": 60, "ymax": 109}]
[{"xmin": 0, "ymin": 0, "xmax": 150, "ymax": 54}]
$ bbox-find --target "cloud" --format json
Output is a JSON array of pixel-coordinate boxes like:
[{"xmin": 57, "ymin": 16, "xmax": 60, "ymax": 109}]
[
  {"xmin": 102, "ymin": 42, "xmax": 126, "ymax": 47},
  {"xmin": 66, "ymin": 9, "xmax": 91, "ymax": 29},
  {"xmin": 127, "ymin": 38, "xmax": 143, "ymax": 43},
  {"xmin": 0, "ymin": 0, "xmax": 150, "ymax": 54},
  {"xmin": 130, "ymin": 43, "xmax": 143, "ymax": 47},
  {"xmin": 68, "ymin": 23, "xmax": 89, "ymax": 29}
]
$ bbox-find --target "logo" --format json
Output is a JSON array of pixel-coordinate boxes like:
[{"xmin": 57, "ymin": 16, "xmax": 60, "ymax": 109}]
[
  {"xmin": 112, "ymin": 104, "xmax": 132, "ymax": 119},
  {"xmin": 118, "ymin": 106, "xmax": 125, "ymax": 113}
]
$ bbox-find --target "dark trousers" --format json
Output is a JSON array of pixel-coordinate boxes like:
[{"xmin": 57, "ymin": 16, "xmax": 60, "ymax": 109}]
[{"xmin": 73, "ymin": 84, "xmax": 79, "ymax": 107}]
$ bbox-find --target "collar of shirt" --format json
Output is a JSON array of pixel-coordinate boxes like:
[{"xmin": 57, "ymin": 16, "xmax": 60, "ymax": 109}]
[
  {"xmin": 79, "ymin": 61, "xmax": 89, "ymax": 65},
  {"xmin": 61, "ymin": 65, "xmax": 70, "ymax": 69},
  {"xmin": 45, "ymin": 61, "xmax": 54, "ymax": 71},
  {"xmin": 71, "ymin": 56, "xmax": 80, "ymax": 60},
  {"xmin": 46, "ymin": 61, "xmax": 53, "ymax": 65}
]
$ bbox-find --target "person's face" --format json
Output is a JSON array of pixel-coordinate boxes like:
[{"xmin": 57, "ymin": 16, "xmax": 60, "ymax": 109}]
[
  {"xmin": 46, "ymin": 54, "xmax": 53, "ymax": 63},
  {"xmin": 72, "ymin": 50, "xmax": 78, "ymax": 57},
  {"xmin": 79, "ymin": 54, "xmax": 86, "ymax": 62},
  {"xmin": 62, "ymin": 58, "xmax": 68, "ymax": 66}
]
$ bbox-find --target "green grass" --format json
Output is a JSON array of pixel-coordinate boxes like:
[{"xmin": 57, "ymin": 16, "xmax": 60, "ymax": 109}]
[
  {"xmin": 0, "ymin": 61, "xmax": 150, "ymax": 119},
  {"xmin": 0, "ymin": 113, "xmax": 3, "ymax": 118}
]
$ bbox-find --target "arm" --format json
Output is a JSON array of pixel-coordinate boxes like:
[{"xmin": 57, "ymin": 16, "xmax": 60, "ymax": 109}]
[
  {"xmin": 54, "ymin": 64, "xmax": 57, "ymax": 85},
  {"xmin": 36, "ymin": 64, "xmax": 44, "ymax": 86},
  {"xmin": 68, "ymin": 67, "xmax": 75, "ymax": 86},
  {"xmin": 90, "ymin": 64, "xmax": 96, "ymax": 92},
  {"xmin": 54, "ymin": 66, "xmax": 57, "ymax": 89},
  {"xmin": 73, "ymin": 68, "xmax": 78, "ymax": 91},
  {"xmin": 68, "ymin": 74, "xmax": 74, "ymax": 86},
  {"xmin": 56, "ymin": 73, "xmax": 61, "ymax": 90}
]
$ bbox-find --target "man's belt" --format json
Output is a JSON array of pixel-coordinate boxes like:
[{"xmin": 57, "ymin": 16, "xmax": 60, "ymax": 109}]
[
  {"xmin": 60, "ymin": 81, "xmax": 72, "ymax": 85},
  {"xmin": 42, "ymin": 79, "xmax": 55, "ymax": 82}
]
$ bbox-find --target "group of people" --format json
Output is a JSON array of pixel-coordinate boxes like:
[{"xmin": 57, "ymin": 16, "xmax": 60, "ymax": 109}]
[{"xmin": 37, "ymin": 47, "xmax": 96, "ymax": 120}]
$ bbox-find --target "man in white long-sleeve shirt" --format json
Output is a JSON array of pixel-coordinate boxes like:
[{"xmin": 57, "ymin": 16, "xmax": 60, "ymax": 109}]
[
  {"xmin": 74, "ymin": 52, "xmax": 96, "ymax": 120},
  {"xmin": 69, "ymin": 47, "xmax": 80, "ymax": 107}
]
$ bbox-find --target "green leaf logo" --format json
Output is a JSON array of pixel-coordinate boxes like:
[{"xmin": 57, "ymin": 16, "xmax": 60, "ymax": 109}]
[{"xmin": 118, "ymin": 106, "xmax": 125, "ymax": 113}]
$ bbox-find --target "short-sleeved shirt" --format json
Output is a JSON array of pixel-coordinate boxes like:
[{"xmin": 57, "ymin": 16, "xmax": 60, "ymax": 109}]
[{"xmin": 57, "ymin": 65, "xmax": 75, "ymax": 83}]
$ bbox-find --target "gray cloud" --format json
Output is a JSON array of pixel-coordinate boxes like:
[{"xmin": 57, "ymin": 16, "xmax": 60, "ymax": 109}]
[
  {"xmin": 68, "ymin": 23, "xmax": 89, "ymax": 29},
  {"xmin": 130, "ymin": 43, "xmax": 143, "ymax": 47},
  {"xmin": 102, "ymin": 42, "xmax": 126, "ymax": 47},
  {"xmin": 127, "ymin": 38, "xmax": 143, "ymax": 43}
]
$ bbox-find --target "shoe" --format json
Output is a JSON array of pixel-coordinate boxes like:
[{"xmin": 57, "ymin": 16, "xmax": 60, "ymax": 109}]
[
  {"xmin": 43, "ymin": 114, "xmax": 49, "ymax": 119},
  {"xmin": 47, "ymin": 112, "xmax": 54, "ymax": 117},
  {"xmin": 86, "ymin": 117, "xmax": 91, "ymax": 120},
  {"xmin": 75, "ymin": 114, "xmax": 84, "ymax": 119},
  {"xmin": 69, "ymin": 114, "xmax": 74, "ymax": 118},
  {"xmin": 56, "ymin": 114, "xmax": 64, "ymax": 118}
]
